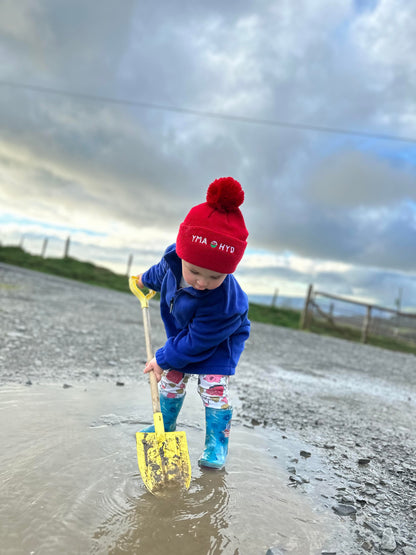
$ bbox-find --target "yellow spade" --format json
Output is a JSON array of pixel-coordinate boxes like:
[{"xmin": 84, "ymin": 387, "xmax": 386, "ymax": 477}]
[{"xmin": 129, "ymin": 276, "xmax": 191, "ymax": 494}]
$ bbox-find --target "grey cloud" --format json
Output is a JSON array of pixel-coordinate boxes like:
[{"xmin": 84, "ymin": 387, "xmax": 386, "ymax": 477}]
[
  {"xmin": 354, "ymin": 206, "xmax": 416, "ymax": 271},
  {"xmin": 307, "ymin": 150, "xmax": 416, "ymax": 208},
  {"xmin": 313, "ymin": 271, "xmax": 354, "ymax": 296},
  {"xmin": 0, "ymin": 1, "xmax": 136, "ymax": 87},
  {"xmin": 238, "ymin": 263, "xmax": 306, "ymax": 284},
  {"xmin": 1, "ymin": 0, "xmax": 416, "ymax": 306}
]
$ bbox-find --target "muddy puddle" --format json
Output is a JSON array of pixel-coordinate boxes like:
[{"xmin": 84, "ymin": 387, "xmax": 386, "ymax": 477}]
[{"xmin": 0, "ymin": 382, "xmax": 345, "ymax": 555}]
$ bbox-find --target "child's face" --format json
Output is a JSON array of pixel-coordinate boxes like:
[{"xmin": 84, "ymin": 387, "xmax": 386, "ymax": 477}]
[{"xmin": 181, "ymin": 260, "xmax": 227, "ymax": 291}]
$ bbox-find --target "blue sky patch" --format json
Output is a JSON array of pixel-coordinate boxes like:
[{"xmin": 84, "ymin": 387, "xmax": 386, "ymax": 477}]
[{"xmin": 0, "ymin": 213, "xmax": 106, "ymax": 237}]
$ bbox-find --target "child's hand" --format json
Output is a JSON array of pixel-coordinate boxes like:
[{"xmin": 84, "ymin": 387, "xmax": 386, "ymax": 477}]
[
  {"xmin": 144, "ymin": 357, "xmax": 164, "ymax": 382},
  {"xmin": 135, "ymin": 274, "xmax": 144, "ymax": 289}
]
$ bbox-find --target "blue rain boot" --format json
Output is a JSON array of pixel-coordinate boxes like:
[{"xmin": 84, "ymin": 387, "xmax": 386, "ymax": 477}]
[
  {"xmin": 140, "ymin": 394, "xmax": 185, "ymax": 433},
  {"xmin": 198, "ymin": 407, "xmax": 233, "ymax": 470}
]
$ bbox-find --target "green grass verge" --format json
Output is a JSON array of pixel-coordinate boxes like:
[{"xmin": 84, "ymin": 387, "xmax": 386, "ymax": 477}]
[
  {"xmin": 248, "ymin": 302, "xmax": 300, "ymax": 329},
  {"xmin": 309, "ymin": 319, "xmax": 416, "ymax": 355},
  {"xmin": 1, "ymin": 245, "xmax": 415, "ymax": 355},
  {"xmin": 0, "ymin": 245, "xmax": 129, "ymax": 292}
]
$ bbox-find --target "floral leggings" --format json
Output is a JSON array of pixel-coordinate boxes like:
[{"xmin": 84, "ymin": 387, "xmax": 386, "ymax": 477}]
[{"xmin": 160, "ymin": 369, "xmax": 230, "ymax": 410}]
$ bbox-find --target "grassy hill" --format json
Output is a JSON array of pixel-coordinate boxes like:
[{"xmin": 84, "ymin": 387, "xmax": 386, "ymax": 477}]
[
  {"xmin": 0, "ymin": 245, "xmax": 128, "ymax": 292},
  {"xmin": 1, "ymin": 245, "xmax": 415, "ymax": 356}
]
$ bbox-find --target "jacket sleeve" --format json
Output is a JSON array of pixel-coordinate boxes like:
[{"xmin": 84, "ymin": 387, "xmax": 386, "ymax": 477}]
[
  {"xmin": 141, "ymin": 257, "xmax": 168, "ymax": 292},
  {"xmin": 155, "ymin": 300, "xmax": 246, "ymax": 369}
]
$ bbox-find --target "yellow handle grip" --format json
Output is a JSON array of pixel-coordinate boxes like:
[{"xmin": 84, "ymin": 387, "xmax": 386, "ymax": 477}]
[{"xmin": 129, "ymin": 276, "xmax": 157, "ymax": 308}]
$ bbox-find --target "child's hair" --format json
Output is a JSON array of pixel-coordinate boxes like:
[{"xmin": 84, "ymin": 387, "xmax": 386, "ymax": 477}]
[{"xmin": 176, "ymin": 177, "xmax": 248, "ymax": 274}]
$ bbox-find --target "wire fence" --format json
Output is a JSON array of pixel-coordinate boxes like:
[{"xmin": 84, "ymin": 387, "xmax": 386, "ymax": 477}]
[
  {"xmin": 300, "ymin": 285, "xmax": 416, "ymax": 347},
  {"xmin": 1, "ymin": 234, "xmax": 135, "ymax": 277}
]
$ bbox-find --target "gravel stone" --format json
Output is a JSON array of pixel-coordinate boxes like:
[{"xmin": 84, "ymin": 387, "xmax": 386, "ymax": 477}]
[
  {"xmin": 332, "ymin": 504, "xmax": 357, "ymax": 516},
  {"xmin": 380, "ymin": 527, "xmax": 397, "ymax": 552}
]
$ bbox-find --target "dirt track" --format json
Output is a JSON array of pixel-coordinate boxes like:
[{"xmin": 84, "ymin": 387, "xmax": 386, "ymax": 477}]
[{"xmin": 1, "ymin": 263, "xmax": 415, "ymax": 554}]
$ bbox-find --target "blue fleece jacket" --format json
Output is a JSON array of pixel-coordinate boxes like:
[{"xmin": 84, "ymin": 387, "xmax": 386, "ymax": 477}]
[{"xmin": 141, "ymin": 244, "xmax": 250, "ymax": 375}]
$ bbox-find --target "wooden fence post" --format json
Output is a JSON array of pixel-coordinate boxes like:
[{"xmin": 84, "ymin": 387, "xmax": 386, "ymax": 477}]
[
  {"xmin": 300, "ymin": 284, "xmax": 313, "ymax": 329},
  {"xmin": 271, "ymin": 288, "xmax": 278, "ymax": 308},
  {"xmin": 126, "ymin": 253, "xmax": 133, "ymax": 277},
  {"xmin": 41, "ymin": 238, "xmax": 48, "ymax": 258},
  {"xmin": 361, "ymin": 305, "xmax": 372, "ymax": 343},
  {"xmin": 64, "ymin": 236, "xmax": 70, "ymax": 258}
]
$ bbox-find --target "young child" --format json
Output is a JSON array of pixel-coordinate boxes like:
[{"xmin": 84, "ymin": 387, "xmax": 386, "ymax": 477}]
[{"xmin": 135, "ymin": 176, "xmax": 250, "ymax": 470}]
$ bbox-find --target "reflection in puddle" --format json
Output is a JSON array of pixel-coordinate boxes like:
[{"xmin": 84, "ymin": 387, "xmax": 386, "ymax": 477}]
[
  {"xmin": 92, "ymin": 472, "xmax": 233, "ymax": 554},
  {"xmin": 0, "ymin": 383, "xmax": 339, "ymax": 554}
]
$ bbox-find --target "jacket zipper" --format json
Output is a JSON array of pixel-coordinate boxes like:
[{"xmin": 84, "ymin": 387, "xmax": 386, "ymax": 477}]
[{"xmin": 170, "ymin": 288, "xmax": 185, "ymax": 313}]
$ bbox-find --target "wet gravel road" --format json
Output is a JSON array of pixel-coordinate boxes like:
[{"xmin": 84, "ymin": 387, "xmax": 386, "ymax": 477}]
[{"xmin": 1, "ymin": 263, "xmax": 415, "ymax": 555}]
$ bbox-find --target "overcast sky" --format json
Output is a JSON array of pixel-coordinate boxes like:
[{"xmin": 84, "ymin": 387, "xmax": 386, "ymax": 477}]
[{"xmin": 1, "ymin": 0, "xmax": 415, "ymax": 311}]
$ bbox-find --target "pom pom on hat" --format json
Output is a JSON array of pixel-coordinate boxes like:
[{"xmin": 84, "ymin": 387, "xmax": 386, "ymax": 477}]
[
  {"xmin": 206, "ymin": 177, "xmax": 244, "ymax": 212},
  {"xmin": 176, "ymin": 177, "xmax": 248, "ymax": 274}
]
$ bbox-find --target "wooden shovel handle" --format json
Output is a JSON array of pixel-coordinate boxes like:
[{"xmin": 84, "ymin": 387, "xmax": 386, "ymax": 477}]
[
  {"xmin": 128, "ymin": 276, "xmax": 160, "ymax": 414},
  {"xmin": 141, "ymin": 305, "xmax": 161, "ymax": 414}
]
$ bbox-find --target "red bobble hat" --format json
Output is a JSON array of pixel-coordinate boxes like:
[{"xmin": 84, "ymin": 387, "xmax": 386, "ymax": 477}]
[{"xmin": 176, "ymin": 177, "xmax": 248, "ymax": 274}]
